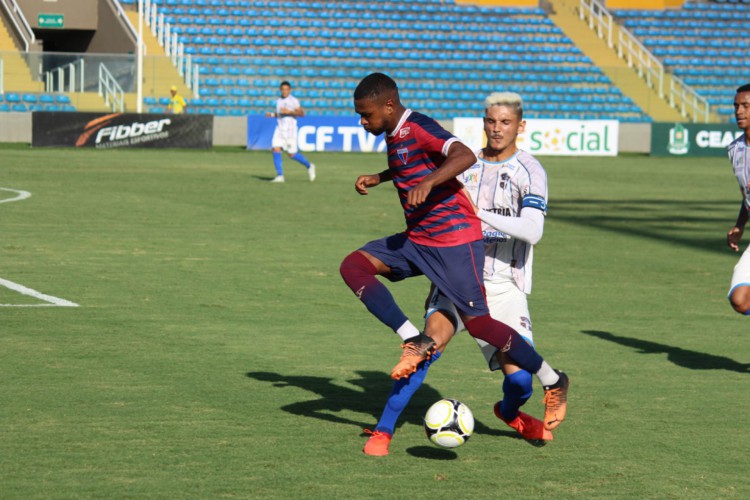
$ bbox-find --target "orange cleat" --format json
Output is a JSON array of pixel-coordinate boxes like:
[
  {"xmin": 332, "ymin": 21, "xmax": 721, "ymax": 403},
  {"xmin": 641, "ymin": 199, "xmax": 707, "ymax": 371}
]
[
  {"xmin": 390, "ymin": 333, "xmax": 436, "ymax": 380},
  {"xmin": 363, "ymin": 429, "xmax": 392, "ymax": 456},
  {"xmin": 542, "ymin": 370, "xmax": 570, "ymax": 430},
  {"xmin": 494, "ymin": 403, "xmax": 553, "ymax": 441}
]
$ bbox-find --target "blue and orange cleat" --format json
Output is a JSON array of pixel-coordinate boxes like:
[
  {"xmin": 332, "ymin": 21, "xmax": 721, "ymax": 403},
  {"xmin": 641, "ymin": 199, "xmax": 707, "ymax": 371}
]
[
  {"xmin": 363, "ymin": 429, "xmax": 392, "ymax": 456},
  {"xmin": 542, "ymin": 370, "xmax": 570, "ymax": 430},
  {"xmin": 390, "ymin": 333, "xmax": 436, "ymax": 380}
]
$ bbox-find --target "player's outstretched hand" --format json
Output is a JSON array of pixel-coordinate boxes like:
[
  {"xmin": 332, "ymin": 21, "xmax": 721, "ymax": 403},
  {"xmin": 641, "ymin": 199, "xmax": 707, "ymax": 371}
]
[
  {"xmin": 728, "ymin": 226, "xmax": 744, "ymax": 252},
  {"xmin": 407, "ymin": 179, "xmax": 434, "ymax": 207},
  {"xmin": 355, "ymin": 174, "xmax": 381, "ymax": 195},
  {"xmin": 462, "ymin": 187, "xmax": 479, "ymax": 214}
]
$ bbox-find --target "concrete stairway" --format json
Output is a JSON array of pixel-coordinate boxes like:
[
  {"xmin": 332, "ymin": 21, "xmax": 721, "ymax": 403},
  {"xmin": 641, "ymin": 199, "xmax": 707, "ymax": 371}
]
[
  {"xmin": 124, "ymin": 10, "xmax": 193, "ymax": 107},
  {"xmin": 547, "ymin": 0, "xmax": 686, "ymax": 122},
  {"xmin": 0, "ymin": 20, "xmax": 42, "ymax": 92}
]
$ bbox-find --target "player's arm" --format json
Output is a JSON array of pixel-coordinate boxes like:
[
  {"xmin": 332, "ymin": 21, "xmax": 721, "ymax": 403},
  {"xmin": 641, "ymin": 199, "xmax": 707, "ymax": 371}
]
[
  {"xmin": 407, "ymin": 141, "xmax": 476, "ymax": 207},
  {"xmin": 728, "ymin": 199, "xmax": 749, "ymax": 252},
  {"xmin": 355, "ymin": 169, "xmax": 392, "ymax": 195},
  {"xmin": 477, "ymin": 207, "xmax": 545, "ymax": 245}
]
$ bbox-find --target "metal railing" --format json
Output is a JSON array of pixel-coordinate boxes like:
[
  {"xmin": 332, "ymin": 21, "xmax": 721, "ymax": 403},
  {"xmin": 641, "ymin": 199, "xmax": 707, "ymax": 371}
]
[
  {"xmin": 44, "ymin": 59, "xmax": 86, "ymax": 93},
  {"xmin": 579, "ymin": 0, "xmax": 711, "ymax": 123},
  {"xmin": 617, "ymin": 27, "xmax": 665, "ymax": 98},
  {"xmin": 142, "ymin": 0, "xmax": 200, "ymax": 95},
  {"xmin": 670, "ymin": 74, "xmax": 710, "ymax": 124},
  {"xmin": 0, "ymin": 0, "xmax": 35, "ymax": 52},
  {"xmin": 99, "ymin": 63, "xmax": 125, "ymax": 112},
  {"xmin": 108, "ymin": 0, "xmax": 140, "ymax": 52},
  {"xmin": 580, "ymin": 0, "xmax": 613, "ymax": 48}
]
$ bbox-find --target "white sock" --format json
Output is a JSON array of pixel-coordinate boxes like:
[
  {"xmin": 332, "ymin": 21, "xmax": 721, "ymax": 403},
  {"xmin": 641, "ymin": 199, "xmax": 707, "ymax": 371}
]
[
  {"xmin": 536, "ymin": 362, "xmax": 560, "ymax": 387},
  {"xmin": 396, "ymin": 321, "xmax": 421, "ymax": 341}
]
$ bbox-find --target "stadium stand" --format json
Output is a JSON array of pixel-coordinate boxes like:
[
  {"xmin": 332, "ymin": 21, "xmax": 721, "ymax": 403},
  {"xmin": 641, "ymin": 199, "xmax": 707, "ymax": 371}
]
[
  {"xmin": 0, "ymin": 92, "xmax": 75, "ymax": 113},
  {"xmin": 613, "ymin": 0, "xmax": 750, "ymax": 121},
  {"xmin": 118, "ymin": 0, "xmax": 649, "ymax": 121}
]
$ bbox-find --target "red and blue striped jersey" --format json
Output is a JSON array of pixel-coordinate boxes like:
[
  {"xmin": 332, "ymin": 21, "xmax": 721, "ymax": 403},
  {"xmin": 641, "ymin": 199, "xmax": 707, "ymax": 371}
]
[{"xmin": 386, "ymin": 110, "xmax": 482, "ymax": 247}]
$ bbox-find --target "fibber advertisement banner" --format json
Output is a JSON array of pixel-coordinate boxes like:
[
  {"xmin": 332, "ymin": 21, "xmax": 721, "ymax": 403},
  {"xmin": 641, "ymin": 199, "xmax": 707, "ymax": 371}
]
[
  {"xmin": 32, "ymin": 112, "xmax": 213, "ymax": 149},
  {"xmin": 651, "ymin": 122, "xmax": 742, "ymax": 157}
]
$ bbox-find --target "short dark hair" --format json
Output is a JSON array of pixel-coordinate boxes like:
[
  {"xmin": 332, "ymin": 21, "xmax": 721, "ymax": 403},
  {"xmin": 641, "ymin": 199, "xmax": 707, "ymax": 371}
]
[
  {"xmin": 353, "ymin": 72, "xmax": 398, "ymax": 101},
  {"xmin": 280, "ymin": 81, "xmax": 292, "ymax": 88},
  {"xmin": 737, "ymin": 83, "xmax": 750, "ymax": 94}
]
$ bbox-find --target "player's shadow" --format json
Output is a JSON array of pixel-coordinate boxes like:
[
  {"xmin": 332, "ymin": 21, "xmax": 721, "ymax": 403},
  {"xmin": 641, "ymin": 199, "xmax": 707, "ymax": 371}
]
[
  {"xmin": 581, "ymin": 330, "xmax": 750, "ymax": 373},
  {"xmin": 251, "ymin": 175, "xmax": 278, "ymax": 182},
  {"xmin": 246, "ymin": 370, "xmax": 512, "ymax": 439}
]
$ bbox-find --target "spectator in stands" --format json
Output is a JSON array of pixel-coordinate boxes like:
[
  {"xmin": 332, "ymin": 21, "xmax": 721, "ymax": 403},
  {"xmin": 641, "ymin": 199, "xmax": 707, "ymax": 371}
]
[
  {"xmin": 265, "ymin": 81, "xmax": 316, "ymax": 183},
  {"xmin": 168, "ymin": 86, "xmax": 187, "ymax": 114}
]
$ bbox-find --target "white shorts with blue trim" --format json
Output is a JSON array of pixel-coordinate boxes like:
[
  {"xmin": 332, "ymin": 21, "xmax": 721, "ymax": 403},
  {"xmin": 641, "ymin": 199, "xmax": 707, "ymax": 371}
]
[
  {"xmin": 426, "ymin": 280, "xmax": 533, "ymax": 371},
  {"xmin": 729, "ymin": 244, "xmax": 750, "ymax": 299}
]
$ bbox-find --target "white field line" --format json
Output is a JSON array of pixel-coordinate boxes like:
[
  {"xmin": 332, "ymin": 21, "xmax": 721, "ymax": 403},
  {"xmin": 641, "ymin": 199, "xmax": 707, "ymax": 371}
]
[
  {"xmin": 0, "ymin": 187, "xmax": 32, "ymax": 204},
  {"xmin": 1, "ymin": 187, "xmax": 79, "ymax": 307}
]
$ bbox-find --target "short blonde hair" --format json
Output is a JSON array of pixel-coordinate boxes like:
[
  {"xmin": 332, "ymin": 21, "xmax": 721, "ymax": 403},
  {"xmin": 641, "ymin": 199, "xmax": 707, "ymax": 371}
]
[{"xmin": 485, "ymin": 92, "xmax": 523, "ymax": 119}]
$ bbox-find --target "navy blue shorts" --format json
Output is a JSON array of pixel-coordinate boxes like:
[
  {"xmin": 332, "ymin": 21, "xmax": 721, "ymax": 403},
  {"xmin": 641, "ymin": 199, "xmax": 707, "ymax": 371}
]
[{"xmin": 360, "ymin": 233, "xmax": 488, "ymax": 317}]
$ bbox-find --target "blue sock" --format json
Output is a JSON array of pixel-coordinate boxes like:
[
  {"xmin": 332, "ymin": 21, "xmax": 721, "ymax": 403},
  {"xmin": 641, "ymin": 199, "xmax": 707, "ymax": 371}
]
[
  {"xmin": 291, "ymin": 152, "xmax": 311, "ymax": 168},
  {"xmin": 499, "ymin": 370, "xmax": 533, "ymax": 421},
  {"xmin": 272, "ymin": 151, "xmax": 283, "ymax": 175},
  {"xmin": 375, "ymin": 352, "xmax": 442, "ymax": 434}
]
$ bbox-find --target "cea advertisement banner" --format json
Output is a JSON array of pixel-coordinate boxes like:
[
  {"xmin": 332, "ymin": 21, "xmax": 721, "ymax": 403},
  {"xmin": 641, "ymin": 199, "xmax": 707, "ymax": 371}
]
[
  {"xmin": 247, "ymin": 114, "xmax": 387, "ymax": 152},
  {"xmin": 651, "ymin": 122, "xmax": 741, "ymax": 157},
  {"xmin": 454, "ymin": 118, "xmax": 619, "ymax": 156},
  {"xmin": 32, "ymin": 112, "xmax": 213, "ymax": 148}
]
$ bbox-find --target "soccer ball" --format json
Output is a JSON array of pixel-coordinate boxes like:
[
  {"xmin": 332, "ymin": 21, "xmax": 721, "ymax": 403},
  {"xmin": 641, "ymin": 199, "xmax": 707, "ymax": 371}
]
[{"xmin": 423, "ymin": 398, "xmax": 474, "ymax": 448}]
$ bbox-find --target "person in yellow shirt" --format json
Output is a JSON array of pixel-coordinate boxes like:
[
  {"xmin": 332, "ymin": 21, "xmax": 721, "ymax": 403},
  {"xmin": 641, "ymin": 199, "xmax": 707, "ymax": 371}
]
[{"xmin": 168, "ymin": 86, "xmax": 187, "ymax": 114}]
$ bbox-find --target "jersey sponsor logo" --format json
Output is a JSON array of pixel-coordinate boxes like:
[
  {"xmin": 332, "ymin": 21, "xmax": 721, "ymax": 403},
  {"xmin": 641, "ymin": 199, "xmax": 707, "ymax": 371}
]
[
  {"xmin": 397, "ymin": 147, "xmax": 409, "ymax": 165},
  {"xmin": 486, "ymin": 207, "xmax": 511, "ymax": 216},
  {"xmin": 464, "ymin": 172, "xmax": 479, "ymax": 184},
  {"xmin": 399, "ymin": 127, "xmax": 411, "ymax": 138}
]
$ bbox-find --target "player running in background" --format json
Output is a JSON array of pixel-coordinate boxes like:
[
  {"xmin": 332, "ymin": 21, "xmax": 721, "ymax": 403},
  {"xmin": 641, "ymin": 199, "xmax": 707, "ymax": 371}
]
[
  {"xmin": 265, "ymin": 81, "xmax": 316, "ymax": 183},
  {"xmin": 339, "ymin": 74, "xmax": 569, "ymax": 452},
  {"xmin": 363, "ymin": 92, "xmax": 555, "ymax": 456},
  {"xmin": 726, "ymin": 83, "xmax": 750, "ymax": 313}
]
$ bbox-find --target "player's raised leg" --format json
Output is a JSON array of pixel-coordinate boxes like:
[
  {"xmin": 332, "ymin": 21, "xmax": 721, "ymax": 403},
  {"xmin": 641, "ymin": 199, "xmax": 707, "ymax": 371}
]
[{"xmin": 339, "ymin": 239, "xmax": 431, "ymax": 348}]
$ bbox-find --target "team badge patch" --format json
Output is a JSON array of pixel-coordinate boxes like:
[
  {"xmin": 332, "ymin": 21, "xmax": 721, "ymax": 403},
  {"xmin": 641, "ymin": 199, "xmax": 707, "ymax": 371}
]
[{"xmin": 397, "ymin": 147, "xmax": 409, "ymax": 165}]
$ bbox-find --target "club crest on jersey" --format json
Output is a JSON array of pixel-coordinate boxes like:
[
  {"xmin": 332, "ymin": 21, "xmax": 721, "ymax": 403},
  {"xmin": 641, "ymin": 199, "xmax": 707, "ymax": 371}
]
[
  {"xmin": 397, "ymin": 147, "xmax": 409, "ymax": 165},
  {"xmin": 399, "ymin": 127, "xmax": 410, "ymax": 138}
]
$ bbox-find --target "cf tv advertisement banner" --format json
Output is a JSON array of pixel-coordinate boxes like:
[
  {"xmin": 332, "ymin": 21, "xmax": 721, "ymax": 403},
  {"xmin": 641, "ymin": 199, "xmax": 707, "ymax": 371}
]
[
  {"xmin": 651, "ymin": 122, "xmax": 742, "ymax": 157},
  {"xmin": 32, "ymin": 112, "xmax": 213, "ymax": 149},
  {"xmin": 247, "ymin": 114, "xmax": 387, "ymax": 152},
  {"xmin": 454, "ymin": 118, "xmax": 619, "ymax": 156}
]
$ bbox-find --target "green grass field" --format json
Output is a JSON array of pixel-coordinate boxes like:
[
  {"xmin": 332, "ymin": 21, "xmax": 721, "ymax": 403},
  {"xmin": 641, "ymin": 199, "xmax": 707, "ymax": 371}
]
[{"xmin": 1, "ymin": 144, "xmax": 748, "ymax": 499}]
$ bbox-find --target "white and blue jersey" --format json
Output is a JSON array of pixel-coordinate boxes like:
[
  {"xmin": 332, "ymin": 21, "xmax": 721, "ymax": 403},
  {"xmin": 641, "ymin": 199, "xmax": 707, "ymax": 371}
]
[
  {"xmin": 728, "ymin": 134, "xmax": 750, "ymax": 210},
  {"xmin": 460, "ymin": 149, "xmax": 548, "ymax": 293}
]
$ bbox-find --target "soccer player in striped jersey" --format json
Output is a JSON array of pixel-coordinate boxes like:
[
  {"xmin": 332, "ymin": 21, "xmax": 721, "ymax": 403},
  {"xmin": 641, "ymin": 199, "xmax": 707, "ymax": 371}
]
[
  {"xmin": 361, "ymin": 91, "xmax": 556, "ymax": 456},
  {"xmin": 727, "ymin": 83, "xmax": 750, "ymax": 313},
  {"xmin": 265, "ymin": 81, "xmax": 316, "ymax": 183},
  {"xmin": 338, "ymin": 74, "xmax": 569, "ymax": 455}
]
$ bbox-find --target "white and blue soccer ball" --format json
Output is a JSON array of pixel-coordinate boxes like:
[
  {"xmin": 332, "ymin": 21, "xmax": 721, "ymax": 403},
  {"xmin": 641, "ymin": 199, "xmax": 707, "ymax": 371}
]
[{"xmin": 423, "ymin": 398, "xmax": 474, "ymax": 448}]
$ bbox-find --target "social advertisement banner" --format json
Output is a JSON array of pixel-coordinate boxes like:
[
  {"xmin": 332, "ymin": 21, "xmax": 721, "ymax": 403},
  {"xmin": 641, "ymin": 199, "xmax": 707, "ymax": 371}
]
[
  {"xmin": 247, "ymin": 114, "xmax": 387, "ymax": 152},
  {"xmin": 32, "ymin": 112, "xmax": 213, "ymax": 149},
  {"xmin": 454, "ymin": 118, "xmax": 620, "ymax": 156},
  {"xmin": 651, "ymin": 122, "xmax": 741, "ymax": 157}
]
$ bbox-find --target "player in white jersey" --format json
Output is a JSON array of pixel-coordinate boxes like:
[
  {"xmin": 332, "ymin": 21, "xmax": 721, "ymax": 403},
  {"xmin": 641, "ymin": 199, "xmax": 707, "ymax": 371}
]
[
  {"xmin": 265, "ymin": 81, "xmax": 316, "ymax": 183},
  {"xmin": 726, "ymin": 83, "xmax": 750, "ymax": 314},
  {"xmin": 364, "ymin": 92, "xmax": 562, "ymax": 456}
]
